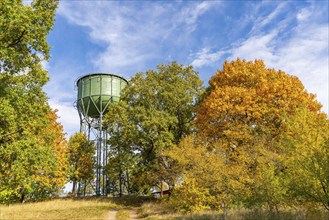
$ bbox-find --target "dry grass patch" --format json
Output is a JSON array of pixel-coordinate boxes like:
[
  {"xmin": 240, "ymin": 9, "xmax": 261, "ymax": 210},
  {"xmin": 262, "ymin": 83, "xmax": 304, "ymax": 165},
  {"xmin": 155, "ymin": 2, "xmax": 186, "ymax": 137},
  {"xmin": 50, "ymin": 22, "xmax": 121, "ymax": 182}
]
[
  {"xmin": 137, "ymin": 201, "xmax": 329, "ymax": 220},
  {"xmin": 0, "ymin": 198, "xmax": 119, "ymax": 220},
  {"xmin": 138, "ymin": 202, "xmax": 222, "ymax": 220},
  {"xmin": 115, "ymin": 210, "xmax": 130, "ymax": 220},
  {"xmin": 138, "ymin": 201, "xmax": 173, "ymax": 219}
]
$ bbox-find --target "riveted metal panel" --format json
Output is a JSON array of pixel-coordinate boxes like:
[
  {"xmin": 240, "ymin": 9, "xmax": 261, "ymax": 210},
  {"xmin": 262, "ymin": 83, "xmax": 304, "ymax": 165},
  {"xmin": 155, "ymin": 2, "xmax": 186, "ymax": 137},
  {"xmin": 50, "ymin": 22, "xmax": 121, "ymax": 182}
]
[{"xmin": 76, "ymin": 73, "xmax": 128, "ymax": 118}]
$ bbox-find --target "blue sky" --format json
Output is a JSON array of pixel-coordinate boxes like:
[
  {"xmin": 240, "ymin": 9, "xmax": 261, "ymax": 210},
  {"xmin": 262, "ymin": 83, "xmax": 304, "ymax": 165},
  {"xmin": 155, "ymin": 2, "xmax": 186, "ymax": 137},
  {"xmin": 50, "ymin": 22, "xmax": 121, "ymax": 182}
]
[{"xmin": 41, "ymin": 0, "xmax": 329, "ymax": 137}]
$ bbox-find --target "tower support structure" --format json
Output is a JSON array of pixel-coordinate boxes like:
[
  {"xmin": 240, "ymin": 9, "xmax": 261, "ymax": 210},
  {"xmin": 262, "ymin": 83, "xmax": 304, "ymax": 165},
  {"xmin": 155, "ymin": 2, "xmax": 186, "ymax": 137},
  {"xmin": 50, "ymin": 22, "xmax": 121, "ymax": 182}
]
[{"xmin": 75, "ymin": 73, "xmax": 128, "ymax": 196}]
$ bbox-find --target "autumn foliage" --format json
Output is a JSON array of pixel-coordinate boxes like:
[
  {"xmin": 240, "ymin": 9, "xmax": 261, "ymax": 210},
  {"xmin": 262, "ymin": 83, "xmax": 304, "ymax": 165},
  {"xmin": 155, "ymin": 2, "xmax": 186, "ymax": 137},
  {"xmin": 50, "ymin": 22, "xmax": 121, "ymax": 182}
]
[
  {"xmin": 196, "ymin": 59, "xmax": 321, "ymax": 143},
  {"xmin": 167, "ymin": 59, "xmax": 328, "ymax": 213},
  {"xmin": 1, "ymin": 1, "xmax": 328, "ymax": 212},
  {"xmin": 67, "ymin": 133, "xmax": 95, "ymax": 195}
]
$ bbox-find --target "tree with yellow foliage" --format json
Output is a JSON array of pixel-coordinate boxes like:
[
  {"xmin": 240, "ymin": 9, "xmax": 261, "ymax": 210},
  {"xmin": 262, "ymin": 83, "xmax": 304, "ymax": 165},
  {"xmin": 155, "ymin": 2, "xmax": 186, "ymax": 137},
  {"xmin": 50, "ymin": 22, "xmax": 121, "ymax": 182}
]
[
  {"xmin": 168, "ymin": 59, "xmax": 326, "ymax": 212},
  {"xmin": 67, "ymin": 133, "xmax": 95, "ymax": 195},
  {"xmin": 167, "ymin": 135, "xmax": 226, "ymax": 213},
  {"xmin": 196, "ymin": 59, "xmax": 321, "ymax": 144}
]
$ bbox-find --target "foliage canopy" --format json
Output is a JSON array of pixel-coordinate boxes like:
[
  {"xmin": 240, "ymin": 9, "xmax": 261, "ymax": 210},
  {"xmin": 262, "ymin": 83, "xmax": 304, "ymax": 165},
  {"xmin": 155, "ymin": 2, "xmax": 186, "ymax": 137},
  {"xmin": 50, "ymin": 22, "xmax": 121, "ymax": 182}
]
[
  {"xmin": 67, "ymin": 133, "xmax": 95, "ymax": 195},
  {"xmin": 168, "ymin": 59, "xmax": 328, "ymax": 212},
  {"xmin": 104, "ymin": 62, "xmax": 204, "ymax": 196},
  {"xmin": 0, "ymin": 0, "xmax": 67, "ymax": 203}
]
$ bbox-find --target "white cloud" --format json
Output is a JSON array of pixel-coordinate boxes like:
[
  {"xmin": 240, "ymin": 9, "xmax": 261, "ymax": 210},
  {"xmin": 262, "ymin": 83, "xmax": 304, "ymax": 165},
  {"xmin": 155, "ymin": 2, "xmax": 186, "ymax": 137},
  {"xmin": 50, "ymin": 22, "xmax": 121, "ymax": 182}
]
[
  {"xmin": 228, "ymin": 6, "xmax": 329, "ymax": 114},
  {"xmin": 44, "ymin": 59, "xmax": 78, "ymax": 103},
  {"xmin": 49, "ymin": 99, "xmax": 80, "ymax": 138},
  {"xmin": 229, "ymin": 30, "xmax": 278, "ymax": 62},
  {"xmin": 297, "ymin": 8, "xmax": 311, "ymax": 21},
  {"xmin": 191, "ymin": 48, "xmax": 226, "ymax": 68},
  {"xmin": 190, "ymin": 2, "xmax": 328, "ymax": 113},
  {"xmin": 52, "ymin": 1, "xmax": 328, "ymax": 119},
  {"xmin": 250, "ymin": 2, "xmax": 288, "ymax": 34},
  {"xmin": 176, "ymin": 1, "xmax": 220, "ymax": 32},
  {"xmin": 57, "ymin": 1, "xmax": 220, "ymax": 75},
  {"xmin": 44, "ymin": 57, "xmax": 86, "ymax": 138}
]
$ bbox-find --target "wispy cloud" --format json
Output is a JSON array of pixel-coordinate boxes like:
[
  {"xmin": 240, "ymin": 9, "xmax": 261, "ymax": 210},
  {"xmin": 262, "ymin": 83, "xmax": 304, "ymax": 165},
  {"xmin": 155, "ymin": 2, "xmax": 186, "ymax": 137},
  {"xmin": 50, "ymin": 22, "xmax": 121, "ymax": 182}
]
[
  {"xmin": 249, "ymin": 2, "xmax": 289, "ymax": 34},
  {"xmin": 57, "ymin": 1, "xmax": 221, "ymax": 75},
  {"xmin": 49, "ymin": 99, "xmax": 80, "ymax": 138},
  {"xmin": 229, "ymin": 4, "xmax": 328, "ymax": 113},
  {"xmin": 49, "ymin": 1, "xmax": 222, "ymax": 135},
  {"xmin": 44, "ymin": 57, "xmax": 86, "ymax": 136},
  {"xmin": 47, "ymin": 0, "xmax": 328, "ymax": 138},
  {"xmin": 229, "ymin": 30, "xmax": 278, "ymax": 62},
  {"xmin": 191, "ymin": 48, "xmax": 226, "ymax": 68},
  {"xmin": 190, "ymin": 2, "xmax": 328, "ymax": 113},
  {"xmin": 176, "ymin": 1, "xmax": 220, "ymax": 32}
]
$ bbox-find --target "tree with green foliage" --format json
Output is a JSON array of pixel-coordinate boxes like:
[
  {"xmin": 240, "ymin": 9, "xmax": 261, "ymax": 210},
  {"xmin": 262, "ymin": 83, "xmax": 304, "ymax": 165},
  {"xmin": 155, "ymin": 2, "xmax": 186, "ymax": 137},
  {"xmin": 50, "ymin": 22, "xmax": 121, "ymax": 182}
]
[
  {"xmin": 0, "ymin": 0, "xmax": 66, "ymax": 203},
  {"xmin": 67, "ymin": 133, "xmax": 95, "ymax": 195},
  {"xmin": 283, "ymin": 107, "xmax": 329, "ymax": 210},
  {"xmin": 104, "ymin": 102, "xmax": 137, "ymax": 196},
  {"xmin": 0, "ymin": 0, "xmax": 57, "ymax": 74},
  {"xmin": 104, "ymin": 62, "xmax": 203, "ymax": 196}
]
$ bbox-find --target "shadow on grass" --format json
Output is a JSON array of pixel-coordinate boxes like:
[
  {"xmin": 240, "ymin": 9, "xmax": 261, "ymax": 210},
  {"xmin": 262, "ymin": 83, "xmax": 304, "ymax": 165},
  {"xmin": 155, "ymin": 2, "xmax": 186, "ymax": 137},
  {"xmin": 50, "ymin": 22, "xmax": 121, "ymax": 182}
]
[
  {"xmin": 238, "ymin": 209, "xmax": 329, "ymax": 220},
  {"xmin": 171, "ymin": 213, "xmax": 223, "ymax": 220},
  {"xmin": 41, "ymin": 205, "xmax": 112, "ymax": 219},
  {"xmin": 142, "ymin": 210, "xmax": 329, "ymax": 220},
  {"xmin": 70, "ymin": 195, "xmax": 157, "ymax": 208}
]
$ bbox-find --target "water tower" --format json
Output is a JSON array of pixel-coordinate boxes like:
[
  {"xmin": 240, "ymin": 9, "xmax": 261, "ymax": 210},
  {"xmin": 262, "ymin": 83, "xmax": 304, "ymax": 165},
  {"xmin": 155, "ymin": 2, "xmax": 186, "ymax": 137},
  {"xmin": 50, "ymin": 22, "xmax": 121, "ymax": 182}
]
[{"xmin": 75, "ymin": 73, "xmax": 128, "ymax": 196}]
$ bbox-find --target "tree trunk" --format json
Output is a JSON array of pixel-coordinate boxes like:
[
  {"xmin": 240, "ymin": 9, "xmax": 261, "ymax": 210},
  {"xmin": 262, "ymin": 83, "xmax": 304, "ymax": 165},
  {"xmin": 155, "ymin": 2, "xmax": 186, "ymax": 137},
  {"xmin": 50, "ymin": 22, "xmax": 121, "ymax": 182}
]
[
  {"xmin": 72, "ymin": 178, "xmax": 76, "ymax": 195},
  {"xmin": 126, "ymin": 169, "xmax": 130, "ymax": 195},
  {"xmin": 77, "ymin": 182, "xmax": 81, "ymax": 196},
  {"xmin": 119, "ymin": 169, "xmax": 123, "ymax": 197},
  {"xmin": 20, "ymin": 193, "xmax": 25, "ymax": 203},
  {"xmin": 222, "ymin": 201, "xmax": 227, "ymax": 220},
  {"xmin": 83, "ymin": 180, "xmax": 87, "ymax": 196},
  {"xmin": 160, "ymin": 180, "xmax": 163, "ymax": 199}
]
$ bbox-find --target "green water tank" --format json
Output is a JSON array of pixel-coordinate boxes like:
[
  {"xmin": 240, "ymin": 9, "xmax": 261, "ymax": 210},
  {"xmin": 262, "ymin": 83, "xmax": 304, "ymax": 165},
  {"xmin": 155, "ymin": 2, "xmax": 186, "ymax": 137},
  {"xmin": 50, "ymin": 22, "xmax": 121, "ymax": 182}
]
[{"xmin": 76, "ymin": 73, "xmax": 128, "ymax": 118}]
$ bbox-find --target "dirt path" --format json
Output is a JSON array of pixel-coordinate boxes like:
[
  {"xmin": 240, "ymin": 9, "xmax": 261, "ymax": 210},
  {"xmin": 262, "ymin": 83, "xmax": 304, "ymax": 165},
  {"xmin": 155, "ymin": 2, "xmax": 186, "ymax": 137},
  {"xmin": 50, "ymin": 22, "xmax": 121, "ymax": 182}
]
[
  {"xmin": 107, "ymin": 209, "xmax": 138, "ymax": 220},
  {"xmin": 129, "ymin": 209, "xmax": 139, "ymax": 220},
  {"xmin": 107, "ymin": 210, "xmax": 117, "ymax": 220}
]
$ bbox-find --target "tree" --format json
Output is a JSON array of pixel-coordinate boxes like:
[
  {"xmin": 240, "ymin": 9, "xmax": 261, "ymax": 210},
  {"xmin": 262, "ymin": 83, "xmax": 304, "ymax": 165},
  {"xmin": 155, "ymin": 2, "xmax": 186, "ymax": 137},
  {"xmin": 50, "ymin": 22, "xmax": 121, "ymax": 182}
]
[
  {"xmin": 168, "ymin": 59, "xmax": 325, "ymax": 211},
  {"xmin": 103, "ymin": 62, "xmax": 203, "ymax": 196},
  {"xmin": 43, "ymin": 110, "xmax": 69, "ymax": 189},
  {"xmin": 198, "ymin": 59, "xmax": 323, "ymax": 208},
  {"xmin": 283, "ymin": 108, "xmax": 329, "ymax": 210},
  {"xmin": 0, "ymin": 107, "xmax": 68, "ymax": 203},
  {"xmin": 67, "ymin": 133, "xmax": 95, "ymax": 195},
  {"xmin": 166, "ymin": 135, "xmax": 226, "ymax": 213},
  {"xmin": 0, "ymin": 0, "xmax": 57, "ymax": 74},
  {"xmin": 196, "ymin": 59, "xmax": 321, "ymax": 144},
  {"xmin": 104, "ymin": 102, "xmax": 138, "ymax": 196},
  {"xmin": 0, "ymin": 0, "xmax": 63, "ymax": 203}
]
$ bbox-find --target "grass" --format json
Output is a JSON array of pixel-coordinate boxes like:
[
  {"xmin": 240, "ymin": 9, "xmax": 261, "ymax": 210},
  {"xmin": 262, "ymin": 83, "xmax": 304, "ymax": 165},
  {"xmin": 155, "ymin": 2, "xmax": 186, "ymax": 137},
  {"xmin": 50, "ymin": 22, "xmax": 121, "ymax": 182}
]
[
  {"xmin": 115, "ymin": 210, "xmax": 131, "ymax": 220},
  {"xmin": 0, "ymin": 196, "xmax": 154, "ymax": 220},
  {"xmin": 0, "ymin": 198, "xmax": 119, "ymax": 220},
  {"xmin": 137, "ymin": 202, "xmax": 223, "ymax": 220},
  {"xmin": 1, "ymin": 197, "xmax": 328, "ymax": 220},
  {"xmin": 137, "ymin": 201, "xmax": 329, "ymax": 220}
]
